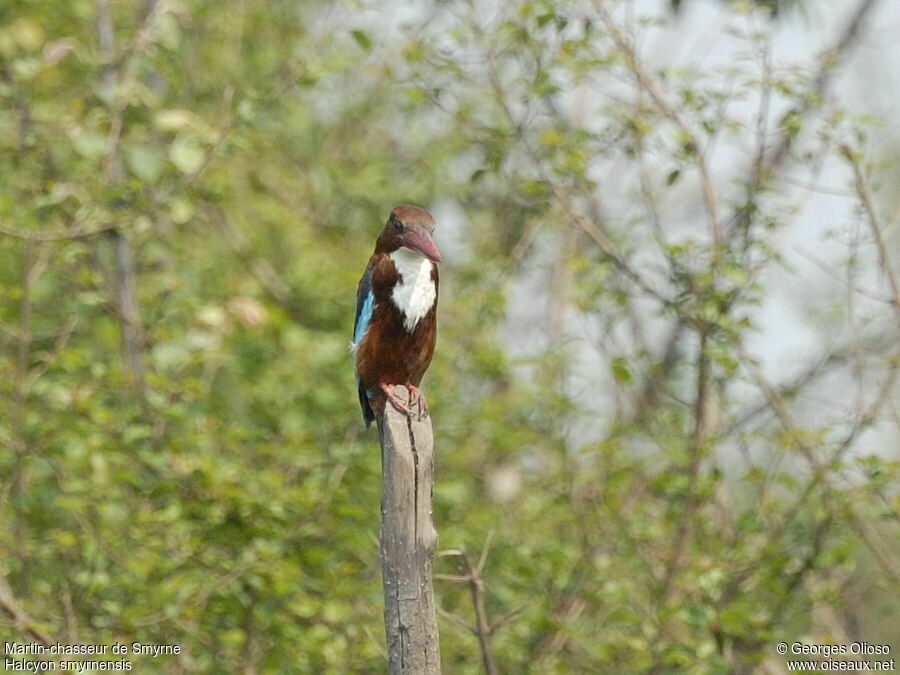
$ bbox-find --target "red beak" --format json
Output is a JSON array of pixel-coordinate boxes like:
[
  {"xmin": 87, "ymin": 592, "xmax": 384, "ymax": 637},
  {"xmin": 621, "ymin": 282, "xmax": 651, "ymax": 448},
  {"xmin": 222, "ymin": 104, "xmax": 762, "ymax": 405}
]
[{"xmin": 403, "ymin": 227, "xmax": 442, "ymax": 263}]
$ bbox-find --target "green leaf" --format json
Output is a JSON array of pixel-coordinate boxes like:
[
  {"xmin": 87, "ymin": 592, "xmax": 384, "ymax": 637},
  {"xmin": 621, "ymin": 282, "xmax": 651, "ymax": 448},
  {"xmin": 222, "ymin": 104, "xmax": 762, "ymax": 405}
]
[
  {"xmin": 126, "ymin": 145, "xmax": 163, "ymax": 182},
  {"xmin": 170, "ymin": 197, "xmax": 194, "ymax": 224},
  {"xmin": 73, "ymin": 132, "xmax": 107, "ymax": 159},
  {"xmin": 611, "ymin": 357, "xmax": 632, "ymax": 384},
  {"xmin": 169, "ymin": 135, "xmax": 205, "ymax": 174},
  {"xmin": 350, "ymin": 30, "xmax": 372, "ymax": 51},
  {"xmin": 154, "ymin": 109, "xmax": 196, "ymax": 132}
]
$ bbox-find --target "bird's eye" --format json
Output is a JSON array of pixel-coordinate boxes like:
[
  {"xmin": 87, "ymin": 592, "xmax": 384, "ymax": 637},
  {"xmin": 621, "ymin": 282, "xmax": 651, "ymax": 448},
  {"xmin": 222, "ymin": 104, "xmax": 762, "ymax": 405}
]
[{"xmin": 392, "ymin": 218, "xmax": 403, "ymax": 232}]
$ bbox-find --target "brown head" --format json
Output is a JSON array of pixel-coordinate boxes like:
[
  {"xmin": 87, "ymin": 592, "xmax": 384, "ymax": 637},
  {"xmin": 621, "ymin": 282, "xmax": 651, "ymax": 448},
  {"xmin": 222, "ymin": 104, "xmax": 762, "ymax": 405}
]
[{"xmin": 376, "ymin": 205, "xmax": 442, "ymax": 262}]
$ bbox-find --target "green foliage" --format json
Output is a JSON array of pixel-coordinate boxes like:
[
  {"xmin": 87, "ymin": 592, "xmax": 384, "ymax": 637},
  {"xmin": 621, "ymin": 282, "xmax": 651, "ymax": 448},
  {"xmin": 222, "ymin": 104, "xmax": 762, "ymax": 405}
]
[{"xmin": 1, "ymin": 0, "xmax": 897, "ymax": 673}]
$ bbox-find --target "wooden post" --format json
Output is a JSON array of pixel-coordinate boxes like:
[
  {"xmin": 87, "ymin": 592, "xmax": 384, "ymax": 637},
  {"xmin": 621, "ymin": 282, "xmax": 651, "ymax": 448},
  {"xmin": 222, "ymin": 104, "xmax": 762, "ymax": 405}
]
[{"xmin": 378, "ymin": 385, "xmax": 441, "ymax": 674}]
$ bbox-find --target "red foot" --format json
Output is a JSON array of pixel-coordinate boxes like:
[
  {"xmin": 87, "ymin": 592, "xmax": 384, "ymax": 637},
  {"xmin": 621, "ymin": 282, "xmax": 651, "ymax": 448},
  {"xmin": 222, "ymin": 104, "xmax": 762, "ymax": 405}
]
[
  {"xmin": 408, "ymin": 385, "xmax": 429, "ymax": 420},
  {"xmin": 379, "ymin": 383, "xmax": 429, "ymax": 420}
]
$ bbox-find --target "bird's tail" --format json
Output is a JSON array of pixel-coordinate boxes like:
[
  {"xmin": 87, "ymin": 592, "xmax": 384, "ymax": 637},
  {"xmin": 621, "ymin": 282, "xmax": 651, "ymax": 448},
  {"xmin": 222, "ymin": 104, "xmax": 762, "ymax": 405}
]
[{"xmin": 358, "ymin": 385, "xmax": 375, "ymax": 428}]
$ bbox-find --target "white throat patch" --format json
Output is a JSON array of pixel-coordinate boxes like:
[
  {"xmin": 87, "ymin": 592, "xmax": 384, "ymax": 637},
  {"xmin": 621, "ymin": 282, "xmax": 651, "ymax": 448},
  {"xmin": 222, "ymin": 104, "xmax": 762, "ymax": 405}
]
[{"xmin": 390, "ymin": 248, "xmax": 436, "ymax": 332}]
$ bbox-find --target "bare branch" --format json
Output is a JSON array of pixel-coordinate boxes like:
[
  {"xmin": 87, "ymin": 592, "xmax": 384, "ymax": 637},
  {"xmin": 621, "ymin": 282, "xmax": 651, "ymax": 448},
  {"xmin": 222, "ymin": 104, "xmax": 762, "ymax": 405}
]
[
  {"xmin": 0, "ymin": 218, "xmax": 124, "ymax": 243},
  {"xmin": 96, "ymin": 0, "xmax": 146, "ymax": 396},
  {"xmin": 844, "ymin": 146, "xmax": 900, "ymax": 321},
  {"xmin": 0, "ymin": 576, "xmax": 53, "ymax": 647},
  {"xmin": 439, "ymin": 542, "xmax": 498, "ymax": 675}
]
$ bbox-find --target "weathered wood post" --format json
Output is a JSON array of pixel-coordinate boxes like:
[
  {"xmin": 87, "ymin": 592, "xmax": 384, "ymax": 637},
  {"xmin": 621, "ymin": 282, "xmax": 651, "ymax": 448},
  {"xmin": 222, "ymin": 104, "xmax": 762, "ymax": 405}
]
[{"xmin": 378, "ymin": 385, "xmax": 441, "ymax": 674}]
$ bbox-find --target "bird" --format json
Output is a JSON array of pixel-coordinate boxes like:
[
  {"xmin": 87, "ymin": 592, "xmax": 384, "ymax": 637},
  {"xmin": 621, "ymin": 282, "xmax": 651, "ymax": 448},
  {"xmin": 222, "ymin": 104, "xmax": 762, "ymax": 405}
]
[{"xmin": 352, "ymin": 205, "xmax": 442, "ymax": 428}]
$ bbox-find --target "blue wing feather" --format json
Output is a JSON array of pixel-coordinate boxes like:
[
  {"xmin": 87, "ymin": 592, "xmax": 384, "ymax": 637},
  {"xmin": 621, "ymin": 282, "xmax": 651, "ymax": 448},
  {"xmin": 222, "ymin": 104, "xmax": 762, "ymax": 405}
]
[
  {"xmin": 353, "ymin": 265, "xmax": 376, "ymax": 426},
  {"xmin": 353, "ymin": 267, "xmax": 374, "ymax": 346}
]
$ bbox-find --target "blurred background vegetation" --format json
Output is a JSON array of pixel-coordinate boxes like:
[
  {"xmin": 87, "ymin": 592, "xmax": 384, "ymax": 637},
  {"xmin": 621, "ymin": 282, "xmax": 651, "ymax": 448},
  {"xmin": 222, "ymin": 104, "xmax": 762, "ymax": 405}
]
[{"xmin": 1, "ymin": 0, "xmax": 898, "ymax": 672}]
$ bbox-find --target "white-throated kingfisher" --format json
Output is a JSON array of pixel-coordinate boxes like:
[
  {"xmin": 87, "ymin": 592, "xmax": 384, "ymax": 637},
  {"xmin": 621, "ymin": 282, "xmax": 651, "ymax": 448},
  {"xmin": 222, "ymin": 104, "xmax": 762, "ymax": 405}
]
[{"xmin": 352, "ymin": 205, "xmax": 442, "ymax": 427}]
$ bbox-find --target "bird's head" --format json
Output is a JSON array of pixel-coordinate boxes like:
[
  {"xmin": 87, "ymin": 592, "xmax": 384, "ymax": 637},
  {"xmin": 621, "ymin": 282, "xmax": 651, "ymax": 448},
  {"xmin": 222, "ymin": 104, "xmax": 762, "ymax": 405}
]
[{"xmin": 377, "ymin": 205, "xmax": 442, "ymax": 263}]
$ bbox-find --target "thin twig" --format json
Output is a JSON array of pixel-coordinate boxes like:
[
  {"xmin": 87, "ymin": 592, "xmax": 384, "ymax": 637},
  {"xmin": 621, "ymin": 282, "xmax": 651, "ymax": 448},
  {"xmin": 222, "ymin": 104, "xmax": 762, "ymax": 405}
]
[
  {"xmin": 658, "ymin": 328, "xmax": 710, "ymax": 604},
  {"xmin": 0, "ymin": 218, "xmax": 122, "ymax": 242},
  {"xmin": 594, "ymin": 0, "xmax": 722, "ymax": 256},
  {"xmin": 0, "ymin": 577, "xmax": 53, "ymax": 647},
  {"xmin": 844, "ymin": 146, "xmax": 900, "ymax": 321},
  {"xmin": 726, "ymin": 0, "xmax": 883, "ymax": 237},
  {"xmin": 437, "ymin": 539, "xmax": 499, "ymax": 675}
]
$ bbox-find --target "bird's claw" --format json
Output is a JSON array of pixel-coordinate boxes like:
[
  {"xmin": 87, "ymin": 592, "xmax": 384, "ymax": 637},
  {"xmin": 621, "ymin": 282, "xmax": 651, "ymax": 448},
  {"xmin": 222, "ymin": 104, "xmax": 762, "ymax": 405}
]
[
  {"xmin": 408, "ymin": 385, "xmax": 429, "ymax": 420},
  {"xmin": 380, "ymin": 383, "xmax": 429, "ymax": 421}
]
